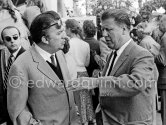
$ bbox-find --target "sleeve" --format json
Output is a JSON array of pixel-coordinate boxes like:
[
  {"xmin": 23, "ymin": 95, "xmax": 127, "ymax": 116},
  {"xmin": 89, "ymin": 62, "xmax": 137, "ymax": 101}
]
[
  {"xmin": 98, "ymin": 51, "xmax": 156, "ymax": 97},
  {"xmin": 7, "ymin": 63, "xmax": 41, "ymax": 125}
]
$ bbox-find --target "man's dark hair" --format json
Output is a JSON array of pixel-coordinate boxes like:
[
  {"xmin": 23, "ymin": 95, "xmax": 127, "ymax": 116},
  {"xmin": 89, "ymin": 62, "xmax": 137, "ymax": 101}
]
[
  {"xmin": 83, "ymin": 20, "xmax": 96, "ymax": 38},
  {"xmin": 1, "ymin": 26, "xmax": 21, "ymax": 41},
  {"xmin": 30, "ymin": 11, "xmax": 61, "ymax": 44},
  {"xmin": 101, "ymin": 9, "xmax": 131, "ymax": 30}
]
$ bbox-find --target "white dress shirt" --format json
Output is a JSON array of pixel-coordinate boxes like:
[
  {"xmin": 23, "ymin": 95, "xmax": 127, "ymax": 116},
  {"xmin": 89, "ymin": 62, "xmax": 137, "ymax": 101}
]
[
  {"xmin": 12, "ymin": 46, "xmax": 21, "ymax": 58},
  {"xmin": 34, "ymin": 43, "xmax": 57, "ymax": 66},
  {"xmin": 105, "ymin": 39, "xmax": 132, "ymax": 76}
]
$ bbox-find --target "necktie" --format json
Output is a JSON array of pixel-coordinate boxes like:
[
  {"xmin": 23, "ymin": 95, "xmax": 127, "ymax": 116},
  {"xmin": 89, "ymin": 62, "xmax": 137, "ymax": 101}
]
[
  {"xmin": 107, "ymin": 51, "xmax": 117, "ymax": 75},
  {"xmin": 50, "ymin": 54, "xmax": 57, "ymax": 67},
  {"xmin": 3, "ymin": 54, "xmax": 15, "ymax": 89}
]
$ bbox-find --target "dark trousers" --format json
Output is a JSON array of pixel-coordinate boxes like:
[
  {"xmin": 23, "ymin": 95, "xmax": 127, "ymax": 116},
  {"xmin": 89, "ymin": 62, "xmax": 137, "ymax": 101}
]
[{"xmin": 96, "ymin": 111, "xmax": 103, "ymax": 125}]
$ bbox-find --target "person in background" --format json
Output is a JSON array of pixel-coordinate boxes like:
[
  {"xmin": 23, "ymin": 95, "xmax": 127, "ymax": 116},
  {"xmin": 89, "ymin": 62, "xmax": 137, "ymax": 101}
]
[
  {"xmin": 0, "ymin": 43, "xmax": 7, "ymax": 125},
  {"xmin": 82, "ymin": 20, "xmax": 101, "ymax": 113},
  {"xmin": 156, "ymin": 14, "xmax": 166, "ymax": 125},
  {"xmin": 0, "ymin": 26, "xmax": 25, "ymax": 125},
  {"xmin": 136, "ymin": 22, "xmax": 160, "ymax": 57},
  {"xmin": 136, "ymin": 22, "xmax": 160, "ymax": 125},
  {"xmin": 82, "ymin": 20, "xmax": 100, "ymax": 77},
  {"xmin": 152, "ymin": 26, "xmax": 163, "ymax": 46},
  {"xmin": 25, "ymin": 0, "xmax": 48, "ymax": 13},
  {"xmin": 62, "ymin": 36, "xmax": 77, "ymax": 80},
  {"xmin": 0, "ymin": 0, "xmax": 30, "ymax": 50},
  {"xmin": 23, "ymin": 6, "xmax": 41, "ymax": 29},
  {"xmin": 65, "ymin": 19, "xmax": 95, "ymax": 125}
]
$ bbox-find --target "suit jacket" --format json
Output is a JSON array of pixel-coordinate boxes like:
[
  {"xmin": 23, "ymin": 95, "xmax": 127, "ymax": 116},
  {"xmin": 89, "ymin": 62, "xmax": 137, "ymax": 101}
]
[
  {"xmin": 139, "ymin": 35, "xmax": 160, "ymax": 57},
  {"xmin": 7, "ymin": 45, "xmax": 79, "ymax": 125},
  {"xmin": 0, "ymin": 46, "xmax": 25, "ymax": 124},
  {"xmin": 97, "ymin": 40, "xmax": 157, "ymax": 125}
]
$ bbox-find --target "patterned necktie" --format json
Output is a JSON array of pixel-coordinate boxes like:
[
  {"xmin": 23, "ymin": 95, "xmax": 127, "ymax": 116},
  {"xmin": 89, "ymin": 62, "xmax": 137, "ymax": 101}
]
[
  {"xmin": 107, "ymin": 51, "xmax": 117, "ymax": 75},
  {"xmin": 3, "ymin": 54, "xmax": 15, "ymax": 90}
]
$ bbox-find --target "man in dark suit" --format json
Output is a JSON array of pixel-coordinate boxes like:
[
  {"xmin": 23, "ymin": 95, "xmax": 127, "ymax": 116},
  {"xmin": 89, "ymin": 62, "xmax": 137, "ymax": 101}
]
[
  {"xmin": 7, "ymin": 11, "xmax": 79, "ymax": 125},
  {"xmin": 78, "ymin": 9, "xmax": 158, "ymax": 125},
  {"xmin": 0, "ymin": 26, "xmax": 25, "ymax": 125}
]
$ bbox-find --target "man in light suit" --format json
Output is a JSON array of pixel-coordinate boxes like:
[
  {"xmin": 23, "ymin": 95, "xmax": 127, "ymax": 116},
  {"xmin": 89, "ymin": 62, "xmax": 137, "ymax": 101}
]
[
  {"xmin": 78, "ymin": 9, "xmax": 158, "ymax": 125},
  {"xmin": 7, "ymin": 11, "xmax": 79, "ymax": 125}
]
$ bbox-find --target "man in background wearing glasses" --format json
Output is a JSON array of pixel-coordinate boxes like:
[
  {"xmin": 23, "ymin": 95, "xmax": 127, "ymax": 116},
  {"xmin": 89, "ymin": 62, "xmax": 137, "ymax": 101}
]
[
  {"xmin": 7, "ymin": 11, "xmax": 80, "ymax": 125},
  {"xmin": 0, "ymin": 26, "xmax": 25, "ymax": 125}
]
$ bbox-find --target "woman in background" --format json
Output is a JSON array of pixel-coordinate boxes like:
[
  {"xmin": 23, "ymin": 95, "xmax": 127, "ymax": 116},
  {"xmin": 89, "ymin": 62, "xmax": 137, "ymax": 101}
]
[
  {"xmin": 65, "ymin": 19, "xmax": 95, "ymax": 125},
  {"xmin": 62, "ymin": 36, "xmax": 77, "ymax": 80}
]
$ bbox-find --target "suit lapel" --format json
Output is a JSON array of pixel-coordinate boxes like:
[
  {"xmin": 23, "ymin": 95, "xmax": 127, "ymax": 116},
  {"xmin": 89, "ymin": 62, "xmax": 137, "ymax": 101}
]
[
  {"xmin": 110, "ymin": 40, "xmax": 135, "ymax": 76},
  {"xmin": 56, "ymin": 50, "xmax": 71, "ymax": 84},
  {"xmin": 15, "ymin": 47, "xmax": 25, "ymax": 59},
  {"xmin": 30, "ymin": 45, "xmax": 61, "ymax": 86}
]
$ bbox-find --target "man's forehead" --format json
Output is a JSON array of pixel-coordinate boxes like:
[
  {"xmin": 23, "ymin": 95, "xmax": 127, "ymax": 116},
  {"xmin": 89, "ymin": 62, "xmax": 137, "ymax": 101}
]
[
  {"xmin": 101, "ymin": 18, "xmax": 117, "ymax": 28},
  {"xmin": 102, "ymin": 18, "xmax": 115, "ymax": 24},
  {"xmin": 3, "ymin": 28, "xmax": 19, "ymax": 35}
]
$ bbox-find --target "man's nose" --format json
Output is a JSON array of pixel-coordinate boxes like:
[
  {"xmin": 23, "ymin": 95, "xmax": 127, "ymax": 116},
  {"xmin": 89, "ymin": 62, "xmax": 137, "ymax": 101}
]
[{"xmin": 10, "ymin": 39, "xmax": 15, "ymax": 43}]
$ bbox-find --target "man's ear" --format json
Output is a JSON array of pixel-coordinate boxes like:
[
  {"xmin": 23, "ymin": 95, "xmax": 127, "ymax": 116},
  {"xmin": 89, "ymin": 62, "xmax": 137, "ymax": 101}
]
[
  {"xmin": 41, "ymin": 36, "xmax": 49, "ymax": 44},
  {"xmin": 122, "ymin": 24, "xmax": 128, "ymax": 35},
  {"xmin": 122, "ymin": 27, "xmax": 126, "ymax": 35}
]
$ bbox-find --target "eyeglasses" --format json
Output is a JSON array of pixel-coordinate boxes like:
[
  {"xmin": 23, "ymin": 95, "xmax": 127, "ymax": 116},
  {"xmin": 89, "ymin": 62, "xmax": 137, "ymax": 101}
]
[
  {"xmin": 42, "ymin": 20, "xmax": 62, "ymax": 30},
  {"xmin": 4, "ymin": 36, "xmax": 19, "ymax": 42}
]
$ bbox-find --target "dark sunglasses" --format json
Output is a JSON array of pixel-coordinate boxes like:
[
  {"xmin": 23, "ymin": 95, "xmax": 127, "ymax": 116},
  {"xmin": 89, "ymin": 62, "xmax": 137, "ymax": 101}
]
[
  {"xmin": 42, "ymin": 20, "xmax": 62, "ymax": 30},
  {"xmin": 4, "ymin": 36, "xmax": 19, "ymax": 42}
]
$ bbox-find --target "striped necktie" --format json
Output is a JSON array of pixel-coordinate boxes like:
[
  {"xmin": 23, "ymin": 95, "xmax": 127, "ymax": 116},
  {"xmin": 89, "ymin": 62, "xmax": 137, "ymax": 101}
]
[
  {"xmin": 107, "ymin": 51, "xmax": 117, "ymax": 75},
  {"xmin": 3, "ymin": 55, "xmax": 15, "ymax": 90}
]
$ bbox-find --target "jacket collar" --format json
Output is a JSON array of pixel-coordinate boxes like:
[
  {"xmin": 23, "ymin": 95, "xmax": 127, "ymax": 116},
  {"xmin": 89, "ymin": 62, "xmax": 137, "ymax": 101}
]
[
  {"xmin": 102, "ymin": 40, "xmax": 136, "ymax": 76},
  {"xmin": 30, "ymin": 45, "xmax": 71, "ymax": 92}
]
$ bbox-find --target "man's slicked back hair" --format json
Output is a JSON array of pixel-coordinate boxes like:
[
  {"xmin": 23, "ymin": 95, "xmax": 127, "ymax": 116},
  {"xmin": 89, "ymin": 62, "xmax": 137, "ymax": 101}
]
[{"xmin": 30, "ymin": 11, "xmax": 61, "ymax": 44}]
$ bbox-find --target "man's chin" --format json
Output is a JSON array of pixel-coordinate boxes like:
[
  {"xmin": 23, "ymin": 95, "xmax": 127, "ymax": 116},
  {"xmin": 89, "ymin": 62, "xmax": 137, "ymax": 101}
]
[{"xmin": 9, "ymin": 48, "xmax": 18, "ymax": 53}]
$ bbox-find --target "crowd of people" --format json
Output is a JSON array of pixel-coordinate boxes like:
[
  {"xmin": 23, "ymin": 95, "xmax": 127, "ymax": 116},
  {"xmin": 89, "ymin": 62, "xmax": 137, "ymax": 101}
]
[{"xmin": 0, "ymin": 0, "xmax": 166, "ymax": 125}]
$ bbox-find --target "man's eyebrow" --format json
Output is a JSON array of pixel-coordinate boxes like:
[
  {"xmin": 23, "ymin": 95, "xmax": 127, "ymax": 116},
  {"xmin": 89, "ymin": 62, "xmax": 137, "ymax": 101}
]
[{"xmin": 12, "ymin": 34, "xmax": 19, "ymax": 36}]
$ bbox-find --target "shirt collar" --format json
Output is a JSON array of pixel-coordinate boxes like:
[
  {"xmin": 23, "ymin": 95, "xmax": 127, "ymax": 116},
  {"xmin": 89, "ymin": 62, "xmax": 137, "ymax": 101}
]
[
  {"xmin": 34, "ymin": 43, "xmax": 53, "ymax": 62},
  {"xmin": 115, "ymin": 39, "xmax": 132, "ymax": 56},
  {"xmin": 12, "ymin": 46, "xmax": 21, "ymax": 58}
]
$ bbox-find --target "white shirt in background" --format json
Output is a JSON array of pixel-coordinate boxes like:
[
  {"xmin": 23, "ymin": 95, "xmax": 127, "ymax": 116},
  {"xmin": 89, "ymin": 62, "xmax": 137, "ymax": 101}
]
[{"xmin": 68, "ymin": 37, "xmax": 90, "ymax": 72}]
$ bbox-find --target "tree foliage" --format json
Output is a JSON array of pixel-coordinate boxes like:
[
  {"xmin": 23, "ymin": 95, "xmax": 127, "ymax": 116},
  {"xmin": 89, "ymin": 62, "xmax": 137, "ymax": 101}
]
[
  {"xmin": 91, "ymin": 0, "xmax": 133, "ymax": 15},
  {"xmin": 143, "ymin": 0, "xmax": 166, "ymax": 11}
]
